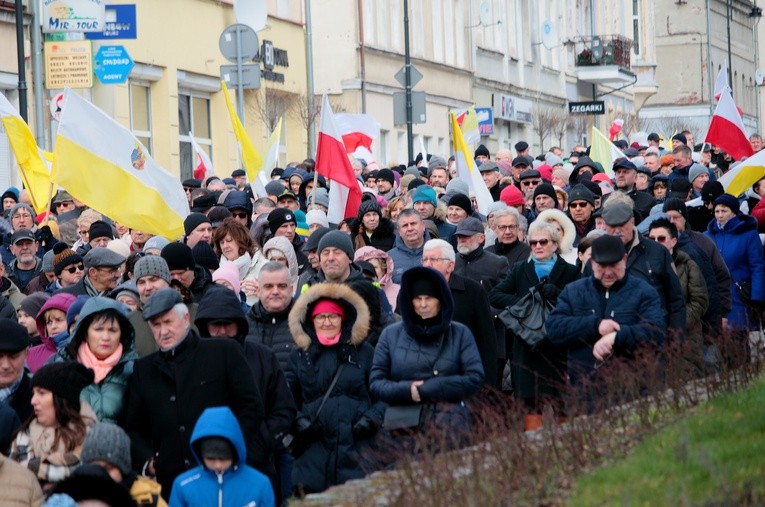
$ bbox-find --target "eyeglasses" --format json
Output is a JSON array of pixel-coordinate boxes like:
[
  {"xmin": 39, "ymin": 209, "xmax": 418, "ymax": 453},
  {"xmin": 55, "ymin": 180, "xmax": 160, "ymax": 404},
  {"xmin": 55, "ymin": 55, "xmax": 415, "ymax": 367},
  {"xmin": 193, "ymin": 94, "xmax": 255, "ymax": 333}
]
[
  {"xmin": 495, "ymin": 224, "xmax": 518, "ymax": 232},
  {"xmin": 64, "ymin": 264, "xmax": 84, "ymax": 274},
  {"xmin": 313, "ymin": 313, "xmax": 341, "ymax": 323},
  {"xmin": 78, "ymin": 230, "xmax": 89, "ymax": 236},
  {"xmin": 568, "ymin": 202, "xmax": 590, "ymax": 209},
  {"xmin": 12, "ymin": 214, "xmax": 32, "ymax": 220},
  {"xmin": 522, "ymin": 180, "xmax": 541, "ymax": 187},
  {"xmin": 421, "ymin": 257, "xmax": 451, "ymax": 264},
  {"xmin": 528, "ymin": 238, "xmax": 551, "ymax": 247},
  {"xmin": 648, "ymin": 235, "xmax": 668, "ymax": 243},
  {"xmin": 231, "ymin": 211, "xmax": 249, "ymax": 219}
]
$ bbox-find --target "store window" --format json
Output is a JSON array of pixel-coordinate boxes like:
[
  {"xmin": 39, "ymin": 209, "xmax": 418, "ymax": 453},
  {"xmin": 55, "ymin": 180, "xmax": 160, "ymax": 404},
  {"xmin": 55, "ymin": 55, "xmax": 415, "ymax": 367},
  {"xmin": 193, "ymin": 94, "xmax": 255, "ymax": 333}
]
[{"xmin": 178, "ymin": 92, "xmax": 211, "ymax": 181}]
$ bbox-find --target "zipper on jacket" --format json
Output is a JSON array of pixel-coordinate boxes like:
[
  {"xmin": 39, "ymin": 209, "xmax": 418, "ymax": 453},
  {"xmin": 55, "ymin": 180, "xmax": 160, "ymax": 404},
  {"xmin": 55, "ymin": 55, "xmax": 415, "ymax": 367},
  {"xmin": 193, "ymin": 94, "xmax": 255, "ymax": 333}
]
[{"xmin": 217, "ymin": 472, "xmax": 223, "ymax": 507}]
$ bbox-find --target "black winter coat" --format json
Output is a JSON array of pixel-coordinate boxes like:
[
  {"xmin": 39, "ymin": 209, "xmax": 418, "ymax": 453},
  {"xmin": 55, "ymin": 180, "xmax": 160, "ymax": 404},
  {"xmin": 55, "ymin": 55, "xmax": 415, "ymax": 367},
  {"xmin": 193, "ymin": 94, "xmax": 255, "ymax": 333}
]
[
  {"xmin": 349, "ymin": 217, "xmax": 397, "ymax": 252},
  {"xmin": 285, "ymin": 283, "xmax": 384, "ymax": 494},
  {"xmin": 246, "ymin": 301, "xmax": 296, "ymax": 370},
  {"xmin": 5, "ymin": 372, "xmax": 32, "ymax": 425},
  {"xmin": 485, "ymin": 239, "xmax": 531, "ymax": 268},
  {"xmin": 454, "ymin": 246, "xmax": 510, "ymax": 292},
  {"xmin": 489, "ymin": 257, "xmax": 580, "ymax": 401},
  {"xmin": 124, "ymin": 330, "xmax": 270, "ymax": 499}
]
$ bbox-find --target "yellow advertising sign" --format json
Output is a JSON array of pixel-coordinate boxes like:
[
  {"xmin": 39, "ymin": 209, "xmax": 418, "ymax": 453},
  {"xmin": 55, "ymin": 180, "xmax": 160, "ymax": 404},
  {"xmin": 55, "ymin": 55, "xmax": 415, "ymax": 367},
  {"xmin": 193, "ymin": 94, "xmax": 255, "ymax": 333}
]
[{"xmin": 44, "ymin": 41, "xmax": 93, "ymax": 89}]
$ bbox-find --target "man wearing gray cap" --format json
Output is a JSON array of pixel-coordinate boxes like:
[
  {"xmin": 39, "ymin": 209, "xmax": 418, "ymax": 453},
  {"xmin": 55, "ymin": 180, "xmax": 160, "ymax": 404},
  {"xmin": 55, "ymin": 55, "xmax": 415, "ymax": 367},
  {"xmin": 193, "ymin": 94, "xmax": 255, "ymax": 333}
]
[
  {"xmin": 125, "ymin": 288, "xmax": 271, "ymax": 500},
  {"xmin": 546, "ymin": 234, "xmax": 665, "ymax": 396},
  {"xmin": 594, "ymin": 202, "xmax": 686, "ymax": 338},
  {"xmin": 56, "ymin": 246, "xmax": 125, "ymax": 297},
  {"xmin": 454, "ymin": 217, "xmax": 509, "ymax": 292},
  {"xmin": 6, "ymin": 229, "xmax": 42, "ymax": 294}
]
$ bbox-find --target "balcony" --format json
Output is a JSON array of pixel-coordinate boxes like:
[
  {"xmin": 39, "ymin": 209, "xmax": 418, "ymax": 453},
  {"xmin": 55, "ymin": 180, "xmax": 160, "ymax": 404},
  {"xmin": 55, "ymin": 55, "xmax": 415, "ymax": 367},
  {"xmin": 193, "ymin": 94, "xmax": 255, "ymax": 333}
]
[{"xmin": 573, "ymin": 35, "xmax": 636, "ymax": 86}]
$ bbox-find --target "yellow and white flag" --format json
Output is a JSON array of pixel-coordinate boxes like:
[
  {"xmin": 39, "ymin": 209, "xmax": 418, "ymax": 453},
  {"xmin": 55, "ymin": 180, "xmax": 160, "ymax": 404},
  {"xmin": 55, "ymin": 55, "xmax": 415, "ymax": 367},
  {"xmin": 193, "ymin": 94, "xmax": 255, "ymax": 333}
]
[
  {"xmin": 589, "ymin": 126, "xmax": 625, "ymax": 178},
  {"xmin": 450, "ymin": 112, "xmax": 493, "ymax": 215},
  {"xmin": 254, "ymin": 117, "xmax": 282, "ymax": 197},
  {"xmin": 718, "ymin": 149, "xmax": 765, "ymax": 197},
  {"xmin": 52, "ymin": 90, "xmax": 189, "ymax": 239},
  {"xmin": 0, "ymin": 93, "xmax": 52, "ymax": 214},
  {"xmin": 221, "ymin": 81, "xmax": 263, "ymax": 181},
  {"xmin": 456, "ymin": 106, "xmax": 480, "ymax": 145}
]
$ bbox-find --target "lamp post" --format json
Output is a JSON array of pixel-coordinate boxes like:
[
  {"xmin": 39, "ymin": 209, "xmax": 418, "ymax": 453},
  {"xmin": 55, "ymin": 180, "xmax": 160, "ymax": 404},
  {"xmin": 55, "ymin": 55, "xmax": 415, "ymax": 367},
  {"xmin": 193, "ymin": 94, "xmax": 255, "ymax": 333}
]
[{"xmin": 15, "ymin": 0, "xmax": 28, "ymax": 121}]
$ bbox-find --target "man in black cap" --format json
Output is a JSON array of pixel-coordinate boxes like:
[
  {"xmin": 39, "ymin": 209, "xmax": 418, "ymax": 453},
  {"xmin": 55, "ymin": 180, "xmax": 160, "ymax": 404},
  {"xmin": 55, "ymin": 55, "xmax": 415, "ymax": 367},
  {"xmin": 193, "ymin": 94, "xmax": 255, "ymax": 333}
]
[
  {"xmin": 57, "ymin": 247, "xmax": 125, "ymax": 297},
  {"xmin": 566, "ymin": 185, "xmax": 597, "ymax": 247},
  {"xmin": 231, "ymin": 168, "xmax": 247, "ymax": 189},
  {"xmin": 597, "ymin": 202, "xmax": 686, "ymax": 338},
  {"xmin": 276, "ymin": 189, "xmax": 300, "ymax": 212},
  {"xmin": 184, "ymin": 212, "xmax": 213, "ymax": 249},
  {"xmin": 267, "ymin": 208, "xmax": 308, "ymax": 272},
  {"xmin": 0, "ymin": 319, "xmax": 33, "ymax": 424},
  {"xmin": 547, "ymin": 234, "xmax": 665, "ymax": 393},
  {"xmin": 532, "ymin": 183, "xmax": 559, "ymax": 215},
  {"xmin": 647, "ymin": 133, "xmax": 664, "ymax": 154},
  {"xmin": 78, "ymin": 220, "xmax": 114, "ymax": 256},
  {"xmin": 474, "ymin": 144, "xmax": 490, "ymax": 164},
  {"xmin": 688, "ymin": 180, "xmax": 724, "ymax": 232},
  {"xmin": 514, "ymin": 141, "xmax": 529, "ymax": 158},
  {"xmin": 518, "ymin": 169, "xmax": 542, "ymax": 200},
  {"xmin": 454, "ymin": 217, "xmax": 509, "ymax": 292},
  {"xmin": 479, "ymin": 161, "xmax": 504, "ymax": 201},
  {"xmin": 671, "ymin": 133, "xmax": 688, "ymax": 150},
  {"xmin": 604, "ymin": 158, "xmax": 655, "ymax": 221},
  {"xmin": 508, "ymin": 156, "xmax": 529, "ymax": 188},
  {"xmin": 161, "ymin": 242, "xmax": 213, "ymax": 303},
  {"xmin": 182, "ymin": 179, "xmax": 202, "ymax": 205},
  {"xmin": 125, "ymin": 288, "xmax": 271, "ymax": 500},
  {"xmin": 6, "ymin": 230, "xmax": 42, "ymax": 294}
]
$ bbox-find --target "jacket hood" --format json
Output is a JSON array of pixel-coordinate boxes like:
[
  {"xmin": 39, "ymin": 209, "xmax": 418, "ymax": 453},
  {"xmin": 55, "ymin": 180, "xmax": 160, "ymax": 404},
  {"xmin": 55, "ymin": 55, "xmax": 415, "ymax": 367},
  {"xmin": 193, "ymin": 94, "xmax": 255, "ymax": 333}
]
[
  {"xmin": 223, "ymin": 190, "xmax": 252, "ymax": 213},
  {"xmin": 288, "ymin": 282, "xmax": 370, "ymax": 350},
  {"xmin": 262, "ymin": 236, "xmax": 299, "ymax": 288},
  {"xmin": 535, "ymin": 208, "xmax": 576, "ymax": 254},
  {"xmin": 69, "ymin": 297, "xmax": 134, "ymax": 352},
  {"xmin": 569, "ymin": 156, "xmax": 601, "ymax": 185},
  {"xmin": 195, "ymin": 284, "xmax": 249, "ymax": 338},
  {"xmin": 397, "ymin": 267, "xmax": 454, "ymax": 340},
  {"xmin": 353, "ymin": 246, "xmax": 395, "ymax": 287},
  {"xmin": 190, "ymin": 406, "xmax": 246, "ymax": 468},
  {"xmin": 707, "ymin": 213, "xmax": 758, "ymax": 235},
  {"xmin": 35, "ymin": 292, "xmax": 77, "ymax": 339}
]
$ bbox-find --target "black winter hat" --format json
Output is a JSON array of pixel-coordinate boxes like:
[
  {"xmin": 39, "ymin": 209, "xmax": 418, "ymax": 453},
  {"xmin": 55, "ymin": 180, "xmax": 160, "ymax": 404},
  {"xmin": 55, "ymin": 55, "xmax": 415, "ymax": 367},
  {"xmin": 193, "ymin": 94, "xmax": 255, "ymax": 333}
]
[
  {"xmin": 32, "ymin": 362, "xmax": 94, "ymax": 403},
  {"xmin": 184, "ymin": 212, "xmax": 211, "ymax": 236},
  {"xmin": 317, "ymin": 230, "xmax": 354, "ymax": 260},
  {"xmin": 591, "ymin": 234, "xmax": 626, "ymax": 265},
  {"xmin": 267, "ymin": 208, "xmax": 297, "ymax": 234},
  {"xmin": 358, "ymin": 200, "xmax": 382, "ymax": 222},
  {"xmin": 474, "ymin": 144, "xmax": 490, "ymax": 159},
  {"xmin": 701, "ymin": 181, "xmax": 724, "ymax": 202},
  {"xmin": 713, "ymin": 194, "xmax": 740, "ymax": 214},
  {"xmin": 192, "ymin": 241, "xmax": 219, "ymax": 271},
  {"xmin": 662, "ymin": 198, "xmax": 688, "ymax": 220},
  {"xmin": 376, "ymin": 168, "xmax": 395, "ymax": 185},
  {"xmin": 0, "ymin": 318, "xmax": 30, "ymax": 352},
  {"xmin": 533, "ymin": 183, "xmax": 559, "ymax": 208},
  {"xmin": 305, "ymin": 227, "xmax": 330, "ymax": 252},
  {"xmin": 567, "ymin": 184, "xmax": 595, "ymax": 206},
  {"xmin": 408, "ymin": 178, "xmax": 426, "ymax": 191},
  {"xmin": 53, "ymin": 242, "xmax": 83, "ymax": 276},
  {"xmin": 447, "ymin": 193, "xmax": 473, "ymax": 216},
  {"xmin": 88, "ymin": 220, "xmax": 113, "ymax": 241},
  {"xmin": 161, "ymin": 242, "xmax": 196, "ymax": 272}
]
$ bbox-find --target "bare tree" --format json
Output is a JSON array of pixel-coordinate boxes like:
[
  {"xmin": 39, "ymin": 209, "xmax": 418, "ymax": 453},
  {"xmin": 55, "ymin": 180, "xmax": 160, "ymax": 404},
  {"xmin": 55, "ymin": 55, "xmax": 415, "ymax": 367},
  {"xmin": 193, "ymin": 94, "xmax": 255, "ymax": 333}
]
[
  {"xmin": 551, "ymin": 109, "xmax": 573, "ymax": 148},
  {"xmin": 249, "ymin": 88, "xmax": 293, "ymax": 133},
  {"xmin": 531, "ymin": 105, "xmax": 561, "ymax": 150},
  {"xmin": 292, "ymin": 93, "xmax": 348, "ymax": 158},
  {"xmin": 570, "ymin": 115, "xmax": 590, "ymax": 148},
  {"xmin": 621, "ymin": 113, "xmax": 651, "ymax": 138}
]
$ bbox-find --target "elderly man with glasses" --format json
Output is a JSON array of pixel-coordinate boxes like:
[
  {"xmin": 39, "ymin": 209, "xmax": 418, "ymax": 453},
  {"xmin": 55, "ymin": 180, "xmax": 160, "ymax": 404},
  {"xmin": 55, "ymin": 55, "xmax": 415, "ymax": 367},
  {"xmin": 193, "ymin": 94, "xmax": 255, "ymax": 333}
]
[{"xmin": 56, "ymin": 247, "xmax": 125, "ymax": 297}]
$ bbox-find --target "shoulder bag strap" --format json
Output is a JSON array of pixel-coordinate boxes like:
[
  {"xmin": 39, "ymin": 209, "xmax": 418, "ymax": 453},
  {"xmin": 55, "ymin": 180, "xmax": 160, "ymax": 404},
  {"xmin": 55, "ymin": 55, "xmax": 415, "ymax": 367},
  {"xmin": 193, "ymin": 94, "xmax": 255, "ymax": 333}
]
[{"xmin": 313, "ymin": 362, "xmax": 346, "ymax": 421}]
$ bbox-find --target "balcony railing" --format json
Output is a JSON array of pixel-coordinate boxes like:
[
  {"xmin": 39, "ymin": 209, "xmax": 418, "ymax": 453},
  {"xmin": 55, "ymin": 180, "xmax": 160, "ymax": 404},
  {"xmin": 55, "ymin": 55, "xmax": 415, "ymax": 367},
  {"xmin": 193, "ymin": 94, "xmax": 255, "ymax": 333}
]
[{"xmin": 573, "ymin": 35, "xmax": 632, "ymax": 70}]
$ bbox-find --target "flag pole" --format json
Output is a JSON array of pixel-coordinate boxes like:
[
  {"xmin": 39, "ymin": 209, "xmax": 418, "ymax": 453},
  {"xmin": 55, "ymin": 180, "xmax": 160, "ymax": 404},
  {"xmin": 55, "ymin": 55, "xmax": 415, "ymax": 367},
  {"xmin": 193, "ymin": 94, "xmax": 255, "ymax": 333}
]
[
  {"xmin": 16, "ymin": 165, "xmax": 40, "ymax": 213},
  {"xmin": 42, "ymin": 182, "xmax": 54, "ymax": 225}
]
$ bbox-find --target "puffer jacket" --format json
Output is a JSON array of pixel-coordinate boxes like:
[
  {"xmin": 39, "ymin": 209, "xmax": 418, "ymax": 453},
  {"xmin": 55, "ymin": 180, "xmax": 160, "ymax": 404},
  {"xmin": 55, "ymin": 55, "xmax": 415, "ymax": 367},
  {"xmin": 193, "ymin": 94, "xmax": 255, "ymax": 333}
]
[
  {"xmin": 370, "ymin": 267, "xmax": 484, "ymax": 426},
  {"xmin": 169, "ymin": 406, "xmax": 275, "ymax": 507},
  {"xmin": 546, "ymin": 274, "xmax": 665, "ymax": 387},
  {"xmin": 285, "ymin": 283, "xmax": 384, "ymax": 494},
  {"xmin": 0, "ymin": 454, "xmax": 43, "ymax": 507},
  {"xmin": 27, "ymin": 292, "xmax": 77, "ymax": 373},
  {"xmin": 52, "ymin": 297, "xmax": 138, "ymax": 424},
  {"xmin": 349, "ymin": 215, "xmax": 397, "ymax": 252},
  {"xmin": 706, "ymin": 214, "xmax": 765, "ymax": 329},
  {"xmin": 245, "ymin": 301, "xmax": 295, "ymax": 370}
]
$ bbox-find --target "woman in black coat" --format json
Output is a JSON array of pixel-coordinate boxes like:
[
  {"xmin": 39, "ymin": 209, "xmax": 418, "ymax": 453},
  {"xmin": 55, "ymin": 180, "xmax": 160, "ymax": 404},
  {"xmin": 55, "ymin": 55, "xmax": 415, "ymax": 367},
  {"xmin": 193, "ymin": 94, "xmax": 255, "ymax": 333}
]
[
  {"xmin": 350, "ymin": 199, "xmax": 396, "ymax": 252},
  {"xmin": 489, "ymin": 221, "xmax": 579, "ymax": 420},
  {"xmin": 285, "ymin": 282, "xmax": 383, "ymax": 494}
]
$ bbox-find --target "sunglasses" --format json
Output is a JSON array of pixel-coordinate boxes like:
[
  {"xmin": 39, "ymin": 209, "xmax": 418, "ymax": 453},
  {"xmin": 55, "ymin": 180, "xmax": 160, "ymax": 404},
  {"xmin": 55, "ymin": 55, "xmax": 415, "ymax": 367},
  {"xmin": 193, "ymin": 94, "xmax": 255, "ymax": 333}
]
[
  {"xmin": 648, "ymin": 235, "xmax": 668, "ymax": 243},
  {"xmin": 569, "ymin": 202, "xmax": 590, "ymax": 209},
  {"xmin": 231, "ymin": 211, "xmax": 249, "ymax": 219},
  {"xmin": 522, "ymin": 180, "xmax": 541, "ymax": 186},
  {"xmin": 528, "ymin": 238, "xmax": 551, "ymax": 247},
  {"xmin": 65, "ymin": 264, "xmax": 84, "ymax": 274}
]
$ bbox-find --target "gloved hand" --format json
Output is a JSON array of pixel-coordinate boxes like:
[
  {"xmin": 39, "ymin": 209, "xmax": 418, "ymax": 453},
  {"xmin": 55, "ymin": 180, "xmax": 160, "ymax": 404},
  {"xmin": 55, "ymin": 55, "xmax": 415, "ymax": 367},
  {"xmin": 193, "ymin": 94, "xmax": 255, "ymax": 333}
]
[
  {"xmin": 352, "ymin": 416, "xmax": 377, "ymax": 440},
  {"xmin": 539, "ymin": 282, "xmax": 561, "ymax": 302},
  {"xmin": 36, "ymin": 227, "xmax": 54, "ymax": 248},
  {"xmin": 294, "ymin": 416, "xmax": 317, "ymax": 439}
]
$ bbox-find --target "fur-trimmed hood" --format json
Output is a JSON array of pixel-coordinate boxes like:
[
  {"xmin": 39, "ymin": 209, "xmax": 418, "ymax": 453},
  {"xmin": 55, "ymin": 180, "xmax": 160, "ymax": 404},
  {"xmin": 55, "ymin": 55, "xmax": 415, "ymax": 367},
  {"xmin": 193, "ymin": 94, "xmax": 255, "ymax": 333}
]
[
  {"xmin": 288, "ymin": 282, "xmax": 371, "ymax": 350},
  {"xmin": 535, "ymin": 208, "xmax": 576, "ymax": 254}
]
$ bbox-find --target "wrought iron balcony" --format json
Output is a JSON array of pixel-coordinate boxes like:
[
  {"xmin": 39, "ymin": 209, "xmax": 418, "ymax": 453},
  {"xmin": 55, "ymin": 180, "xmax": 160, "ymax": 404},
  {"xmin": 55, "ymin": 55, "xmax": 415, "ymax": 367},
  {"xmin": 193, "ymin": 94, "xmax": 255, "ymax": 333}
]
[{"xmin": 573, "ymin": 34, "xmax": 632, "ymax": 70}]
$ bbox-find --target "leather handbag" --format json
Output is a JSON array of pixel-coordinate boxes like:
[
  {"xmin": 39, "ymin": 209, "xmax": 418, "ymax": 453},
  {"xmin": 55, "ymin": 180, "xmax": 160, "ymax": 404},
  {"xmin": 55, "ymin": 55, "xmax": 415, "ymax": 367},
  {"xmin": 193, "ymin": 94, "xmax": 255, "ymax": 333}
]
[
  {"xmin": 382, "ymin": 405, "xmax": 424, "ymax": 430},
  {"xmin": 499, "ymin": 285, "xmax": 555, "ymax": 349}
]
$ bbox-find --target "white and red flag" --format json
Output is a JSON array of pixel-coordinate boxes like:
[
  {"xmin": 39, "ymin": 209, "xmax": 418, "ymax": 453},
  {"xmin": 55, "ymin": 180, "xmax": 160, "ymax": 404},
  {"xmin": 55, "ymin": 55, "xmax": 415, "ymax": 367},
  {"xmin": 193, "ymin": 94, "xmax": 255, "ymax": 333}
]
[
  {"xmin": 704, "ymin": 87, "xmax": 753, "ymax": 161},
  {"xmin": 316, "ymin": 96, "xmax": 362, "ymax": 223},
  {"xmin": 189, "ymin": 132, "xmax": 214, "ymax": 180},
  {"xmin": 714, "ymin": 63, "xmax": 728, "ymax": 101},
  {"xmin": 334, "ymin": 113, "xmax": 380, "ymax": 154}
]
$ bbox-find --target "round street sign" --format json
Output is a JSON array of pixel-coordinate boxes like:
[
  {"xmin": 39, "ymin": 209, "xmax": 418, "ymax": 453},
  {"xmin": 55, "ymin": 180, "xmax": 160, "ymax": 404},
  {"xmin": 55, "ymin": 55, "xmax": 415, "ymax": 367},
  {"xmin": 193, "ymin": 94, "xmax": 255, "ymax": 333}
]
[{"xmin": 219, "ymin": 24, "xmax": 259, "ymax": 63}]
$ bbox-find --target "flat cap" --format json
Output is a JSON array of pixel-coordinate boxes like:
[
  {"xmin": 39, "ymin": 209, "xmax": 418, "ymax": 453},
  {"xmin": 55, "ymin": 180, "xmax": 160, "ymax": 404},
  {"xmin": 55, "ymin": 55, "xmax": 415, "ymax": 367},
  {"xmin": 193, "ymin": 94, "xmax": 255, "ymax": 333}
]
[
  {"xmin": 590, "ymin": 235, "xmax": 626, "ymax": 265},
  {"xmin": 455, "ymin": 217, "xmax": 485, "ymax": 236},
  {"xmin": 142, "ymin": 288, "xmax": 183, "ymax": 321},
  {"xmin": 601, "ymin": 203, "xmax": 634, "ymax": 226},
  {"xmin": 83, "ymin": 247, "xmax": 126, "ymax": 269},
  {"xmin": 0, "ymin": 318, "xmax": 30, "ymax": 352},
  {"xmin": 478, "ymin": 161, "xmax": 499, "ymax": 173}
]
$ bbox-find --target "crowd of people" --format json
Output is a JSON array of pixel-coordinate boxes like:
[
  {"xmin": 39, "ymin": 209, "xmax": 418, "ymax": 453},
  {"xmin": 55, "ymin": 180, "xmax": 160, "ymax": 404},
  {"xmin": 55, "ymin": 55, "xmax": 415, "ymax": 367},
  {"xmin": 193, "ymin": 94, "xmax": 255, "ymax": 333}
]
[{"xmin": 0, "ymin": 130, "xmax": 763, "ymax": 506}]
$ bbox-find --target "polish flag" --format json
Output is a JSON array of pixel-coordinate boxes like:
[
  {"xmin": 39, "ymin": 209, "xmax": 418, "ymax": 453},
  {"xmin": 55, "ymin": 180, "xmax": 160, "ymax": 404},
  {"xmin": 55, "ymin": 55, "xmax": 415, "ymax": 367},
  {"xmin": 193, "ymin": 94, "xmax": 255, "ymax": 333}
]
[
  {"xmin": 189, "ymin": 132, "xmax": 214, "ymax": 180},
  {"xmin": 704, "ymin": 87, "xmax": 754, "ymax": 161},
  {"xmin": 316, "ymin": 96, "xmax": 362, "ymax": 223},
  {"xmin": 334, "ymin": 113, "xmax": 380, "ymax": 154},
  {"xmin": 714, "ymin": 63, "xmax": 728, "ymax": 100}
]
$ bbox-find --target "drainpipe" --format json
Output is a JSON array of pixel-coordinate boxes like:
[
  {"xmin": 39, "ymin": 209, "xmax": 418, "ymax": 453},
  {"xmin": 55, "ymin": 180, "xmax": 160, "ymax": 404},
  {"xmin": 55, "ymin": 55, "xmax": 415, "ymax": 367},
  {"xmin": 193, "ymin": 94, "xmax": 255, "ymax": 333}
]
[
  {"xmin": 357, "ymin": 0, "xmax": 366, "ymax": 113},
  {"xmin": 706, "ymin": 0, "xmax": 714, "ymax": 115}
]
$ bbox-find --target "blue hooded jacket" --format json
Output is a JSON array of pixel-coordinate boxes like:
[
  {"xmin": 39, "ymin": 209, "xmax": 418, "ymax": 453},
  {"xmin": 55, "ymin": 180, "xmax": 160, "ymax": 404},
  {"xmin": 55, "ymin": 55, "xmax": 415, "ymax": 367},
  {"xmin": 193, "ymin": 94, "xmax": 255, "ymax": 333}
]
[{"xmin": 169, "ymin": 406, "xmax": 275, "ymax": 507}]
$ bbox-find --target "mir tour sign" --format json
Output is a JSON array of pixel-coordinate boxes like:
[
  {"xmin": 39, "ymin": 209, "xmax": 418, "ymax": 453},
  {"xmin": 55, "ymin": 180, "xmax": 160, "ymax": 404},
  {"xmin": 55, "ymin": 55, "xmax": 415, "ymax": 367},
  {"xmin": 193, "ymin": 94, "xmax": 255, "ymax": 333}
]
[{"xmin": 43, "ymin": 0, "xmax": 106, "ymax": 33}]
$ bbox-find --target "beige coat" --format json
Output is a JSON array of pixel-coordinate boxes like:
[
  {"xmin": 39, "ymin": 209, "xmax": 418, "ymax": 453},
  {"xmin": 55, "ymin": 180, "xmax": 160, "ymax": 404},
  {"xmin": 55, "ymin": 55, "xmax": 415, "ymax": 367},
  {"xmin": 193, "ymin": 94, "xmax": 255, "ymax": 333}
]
[{"xmin": 0, "ymin": 454, "xmax": 44, "ymax": 507}]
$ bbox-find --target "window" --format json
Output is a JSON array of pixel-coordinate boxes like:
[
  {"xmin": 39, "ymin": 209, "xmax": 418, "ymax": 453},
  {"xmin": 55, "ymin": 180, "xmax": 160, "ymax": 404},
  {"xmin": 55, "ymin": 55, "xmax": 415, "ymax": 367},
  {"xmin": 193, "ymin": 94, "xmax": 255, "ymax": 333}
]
[
  {"xmin": 632, "ymin": 0, "xmax": 641, "ymax": 57},
  {"xmin": 379, "ymin": 129, "xmax": 389, "ymax": 165},
  {"xmin": 432, "ymin": 4, "xmax": 444, "ymax": 62},
  {"xmin": 178, "ymin": 92, "xmax": 211, "ymax": 180},
  {"xmin": 129, "ymin": 81, "xmax": 152, "ymax": 153}
]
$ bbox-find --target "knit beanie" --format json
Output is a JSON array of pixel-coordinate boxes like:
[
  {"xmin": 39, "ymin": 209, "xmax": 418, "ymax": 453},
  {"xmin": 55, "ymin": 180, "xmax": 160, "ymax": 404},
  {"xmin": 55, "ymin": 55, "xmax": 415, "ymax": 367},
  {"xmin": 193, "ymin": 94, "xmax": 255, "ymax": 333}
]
[
  {"xmin": 411, "ymin": 185, "xmax": 438, "ymax": 207},
  {"xmin": 358, "ymin": 200, "xmax": 382, "ymax": 222},
  {"xmin": 713, "ymin": 193, "xmax": 740, "ymax": 214},
  {"xmin": 317, "ymin": 230, "xmax": 354, "ymax": 260},
  {"xmin": 407, "ymin": 178, "xmax": 426, "ymax": 191},
  {"xmin": 9, "ymin": 203, "xmax": 34, "ymax": 221},
  {"xmin": 66, "ymin": 295, "xmax": 90, "ymax": 330},
  {"xmin": 133, "ymin": 255, "xmax": 171, "ymax": 284},
  {"xmin": 688, "ymin": 164, "xmax": 707, "ymax": 184},
  {"xmin": 160, "ymin": 242, "xmax": 196, "ymax": 272},
  {"xmin": 184, "ymin": 213, "xmax": 211, "ymax": 237},
  {"xmin": 305, "ymin": 227, "xmax": 330, "ymax": 252},
  {"xmin": 88, "ymin": 221, "xmax": 113, "ymax": 242},
  {"xmin": 267, "ymin": 208, "xmax": 297, "ymax": 235},
  {"xmin": 32, "ymin": 362, "xmax": 94, "ymax": 403},
  {"xmin": 53, "ymin": 242, "xmax": 84, "ymax": 276},
  {"xmin": 447, "ymin": 193, "xmax": 473, "ymax": 216},
  {"xmin": 662, "ymin": 198, "xmax": 688, "ymax": 220},
  {"xmin": 42, "ymin": 249, "xmax": 55, "ymax": 273},
  {"xmin": 212, "ymin": 262, "xmax": 240, "ymax": 294},
  {"xmin": 81, "ymin": 422, "xmax": 132, "ymax": 475},
  {"xmin": 19, "ymin": 292, "xmax": 50, "ymax": 318},
  {"xmin": 376, "ymin": 168, "xmax": 395, "ymax": 186},
  {"xmin": 191, "ymin": 241, "xmax": 219, "ymax": 271},
  {"xmin": 533, "ymin": 183, "xmax": 559, "ymax": 208},
  {"xmin": 474, "ymin": 144, "xmax": 490, "ymax": 159},
  {"xmin": 500, "ymin": 185, "xmax": 525, "ymax": 206},
  {"xmin": 1, "ymin": 189, "xmax": 18, "ymax": 204},
  {"xmin": 142, "ymin": 235, "xmax": 170, "ymax": 253},
  {"xmin": 567, "ymin": 184, "xmax": 595, "ymax": 206},
  {"xmin": 445, "ymin": 178, "xmax": 469, "ymax": 197},
  {"xmin": 306, "ymin": 209, "xmax": 329, "ymax": 229}
]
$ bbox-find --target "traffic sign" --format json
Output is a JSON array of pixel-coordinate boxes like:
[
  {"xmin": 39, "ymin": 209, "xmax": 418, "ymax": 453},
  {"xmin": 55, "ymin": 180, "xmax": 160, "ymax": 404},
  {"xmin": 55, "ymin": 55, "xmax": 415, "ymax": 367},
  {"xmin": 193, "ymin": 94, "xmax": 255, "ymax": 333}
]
[
  {"xmin": 93, "ymin": 45, "xmax": 134, "ymax": 84},
  {"xmin": 393, "ymin": 91, "xmax": 426, "ymax": 125},
  {"xmin": 221, "ymin": 64, "xmax": 261, "ymax": 89},
  {"xmin": 394, "ymin": 65, "xmax": 423, "ymax": 88},
  {"xmin": 219, "ymin": 24, "xmax": 259, "ymax": 63}
]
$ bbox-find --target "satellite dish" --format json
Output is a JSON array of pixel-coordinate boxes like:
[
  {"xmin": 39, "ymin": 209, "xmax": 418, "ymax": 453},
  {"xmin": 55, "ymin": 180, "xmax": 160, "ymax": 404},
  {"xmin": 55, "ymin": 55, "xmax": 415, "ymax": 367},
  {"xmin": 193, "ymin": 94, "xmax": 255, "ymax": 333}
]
[
  {"xmin": 541, "ymin": 20, "xmax": 557, "ymax": 50},
  {"xmin": 479, "ymin": 1, "xmax": 492, "ymax": 27},
  {"xmin": 235, "ymin": 0, "xmax": 267, "ymax": 32},
  {"xmin": 756, "ymin": 69, "xmax": 764, "ymax": 86}
]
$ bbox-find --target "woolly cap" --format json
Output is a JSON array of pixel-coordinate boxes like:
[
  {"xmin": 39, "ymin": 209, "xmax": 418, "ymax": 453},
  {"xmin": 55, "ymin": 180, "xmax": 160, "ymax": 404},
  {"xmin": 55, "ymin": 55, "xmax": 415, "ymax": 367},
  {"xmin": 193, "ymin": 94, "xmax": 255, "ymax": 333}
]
[
  {"xmin": 133, "ymin": 255, "xmax": 171, "ymax": 284},
  {"xmin": 317, "ymin": 230, "xmax": 354, "ymax": 260},
  {"xmin": 32, "ymin": 362, "xmax": 94, "ymax": 403}
]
